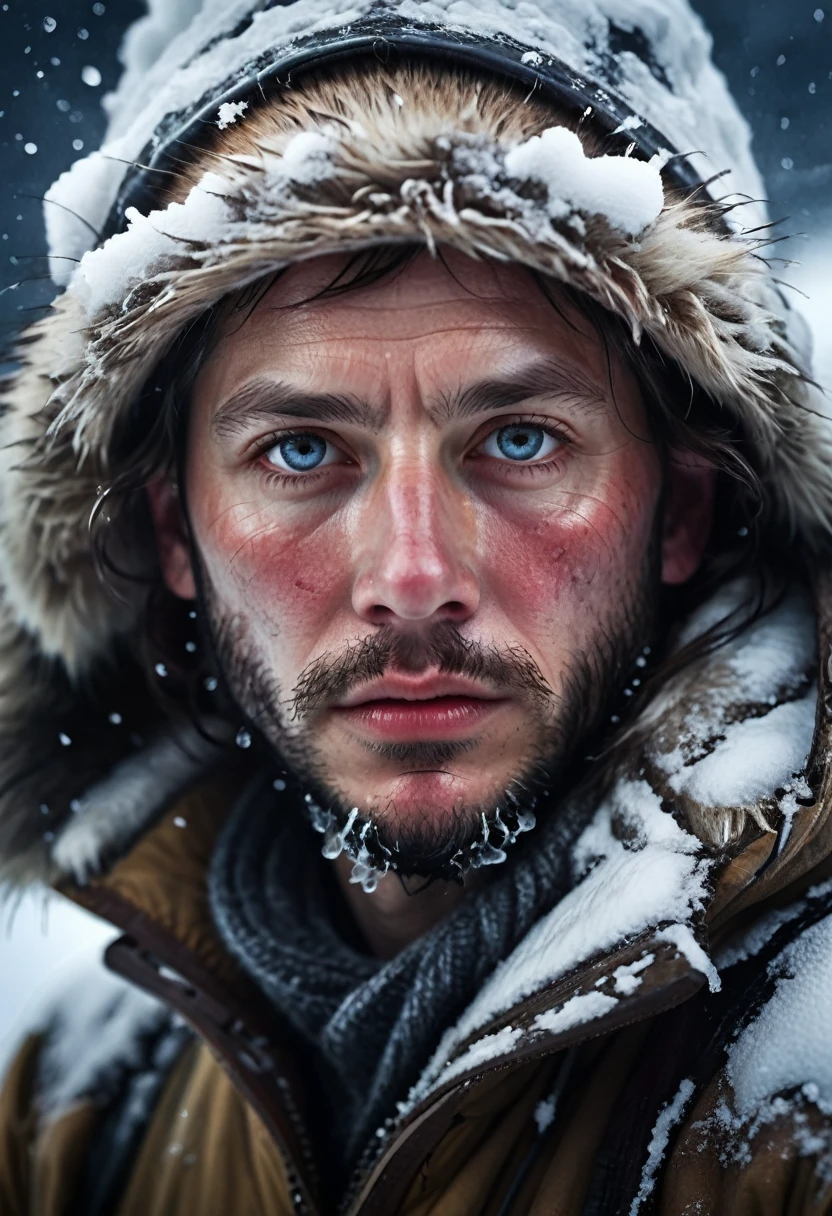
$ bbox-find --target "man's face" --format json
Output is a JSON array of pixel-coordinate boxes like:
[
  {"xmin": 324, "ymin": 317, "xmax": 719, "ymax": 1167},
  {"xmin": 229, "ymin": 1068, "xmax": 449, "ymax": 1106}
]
[{"xmin": 154, "ymin": 250, "xmax": 711, "ymax": 877}]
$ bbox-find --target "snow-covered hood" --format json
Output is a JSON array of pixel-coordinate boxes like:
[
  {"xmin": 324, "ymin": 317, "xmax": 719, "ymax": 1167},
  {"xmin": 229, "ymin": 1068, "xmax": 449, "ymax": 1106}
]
[{"xmin": 48, "ymin": 0, "xmax": 767, "ymax": 273}]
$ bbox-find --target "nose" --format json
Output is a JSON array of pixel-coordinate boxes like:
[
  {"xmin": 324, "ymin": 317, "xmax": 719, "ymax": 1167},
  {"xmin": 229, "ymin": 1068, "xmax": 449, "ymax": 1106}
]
[{"xmin": 351, "ymin": 454, "xmax": 480, "ymax": 627}]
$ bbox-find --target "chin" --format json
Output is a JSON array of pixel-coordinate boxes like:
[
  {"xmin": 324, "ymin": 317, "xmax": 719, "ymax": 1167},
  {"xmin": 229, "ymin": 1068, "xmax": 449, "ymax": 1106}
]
[{"xmin": 361, "ymin": 766, "xmax": 514, "ymax": 821}]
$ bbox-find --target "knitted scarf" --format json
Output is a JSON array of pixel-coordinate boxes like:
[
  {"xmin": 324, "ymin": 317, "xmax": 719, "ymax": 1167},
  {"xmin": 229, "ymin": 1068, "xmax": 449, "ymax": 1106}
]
[{"xmin": 209, "ymin": 773, "xmax": 587, "ymax": 1173}]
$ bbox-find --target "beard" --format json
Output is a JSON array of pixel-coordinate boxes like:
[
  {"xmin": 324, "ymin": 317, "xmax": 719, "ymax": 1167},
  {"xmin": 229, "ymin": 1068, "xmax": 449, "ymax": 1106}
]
[{"xmin": 194, "ymin": 542, "xmax": 660, "ymax": 888}]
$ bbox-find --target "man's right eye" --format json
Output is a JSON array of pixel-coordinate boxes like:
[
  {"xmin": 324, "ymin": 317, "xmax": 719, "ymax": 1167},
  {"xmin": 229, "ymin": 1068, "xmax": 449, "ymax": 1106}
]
[{"xmin": 265, "ymin": 433, "xmax": 338, "ymax": 473}]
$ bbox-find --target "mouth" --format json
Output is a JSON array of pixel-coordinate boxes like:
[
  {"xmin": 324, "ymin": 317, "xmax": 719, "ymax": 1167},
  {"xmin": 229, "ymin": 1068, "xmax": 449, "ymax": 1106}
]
[{"xmin": 331, "ymin": 676, "xmax": 507, "ymax": 742}]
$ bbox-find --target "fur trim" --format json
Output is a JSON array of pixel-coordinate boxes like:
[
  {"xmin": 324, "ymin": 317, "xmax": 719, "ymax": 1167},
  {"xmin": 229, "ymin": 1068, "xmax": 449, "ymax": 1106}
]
[{"xmin": 51, "ymin": 722, "xmax": 232, "ymax": 885}]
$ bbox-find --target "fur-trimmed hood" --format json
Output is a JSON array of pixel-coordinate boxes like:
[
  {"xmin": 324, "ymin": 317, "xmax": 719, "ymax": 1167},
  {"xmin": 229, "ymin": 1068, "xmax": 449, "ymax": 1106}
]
[{"xmin": 0, "ymin": 0, "xmax": 831, "ymax": 889}]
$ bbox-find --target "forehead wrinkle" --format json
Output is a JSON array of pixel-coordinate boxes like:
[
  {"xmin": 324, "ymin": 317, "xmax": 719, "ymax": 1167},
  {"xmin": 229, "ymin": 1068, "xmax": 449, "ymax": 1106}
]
[
  {"xmin": 210, "ymin": 376, "xmax": 386, "ymax": 440},
  {"xmin": 429, "ymin": 356, "xmax": 611, "ymax": 425}
]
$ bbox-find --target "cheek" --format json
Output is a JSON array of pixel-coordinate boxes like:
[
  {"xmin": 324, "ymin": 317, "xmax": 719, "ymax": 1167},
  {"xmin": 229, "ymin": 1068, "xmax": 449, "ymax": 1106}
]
[
  {"xmin": 194, "ymin": 490, "xmax": 348, "ymax": 633},
  {"xmin": 483, "ymin": 465, "xmax": 659, "ymax": 622}
]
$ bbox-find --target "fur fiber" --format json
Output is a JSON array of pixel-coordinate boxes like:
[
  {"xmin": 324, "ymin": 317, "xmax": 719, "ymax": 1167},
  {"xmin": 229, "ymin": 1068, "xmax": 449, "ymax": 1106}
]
[{"xmin": 0, "ymin": 68, "xmax": 829, "ymax": 887}]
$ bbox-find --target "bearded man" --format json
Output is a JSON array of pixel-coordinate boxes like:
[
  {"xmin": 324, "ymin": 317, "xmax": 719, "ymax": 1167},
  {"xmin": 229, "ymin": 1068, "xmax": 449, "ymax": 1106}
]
[{"xmin": 1, "ymin": 1, "xmax": 831, "ymax": 1213}]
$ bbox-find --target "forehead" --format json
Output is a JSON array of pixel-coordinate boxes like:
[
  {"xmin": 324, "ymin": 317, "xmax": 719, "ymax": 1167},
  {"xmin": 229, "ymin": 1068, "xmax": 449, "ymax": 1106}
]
[{"xmin": 196, "ymin": 248, "xmax": 632, "ymax": 406}]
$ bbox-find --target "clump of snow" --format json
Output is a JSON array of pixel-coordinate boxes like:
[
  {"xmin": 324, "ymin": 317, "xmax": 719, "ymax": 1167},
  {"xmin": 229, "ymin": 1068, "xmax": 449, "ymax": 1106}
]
[
  {"xmin": 611, "ymin": 952, "xmax": 655, "ymax": 995},
  {"xmin": 68, "ymin": 174, "xmax": 233, "ymax": 317},
  {"xmin": 614, "ymin": 115, "xmax": 644, "ymax": 135},
  {"xmin": 521, "ymin": 50, "xmax": 543, "ymax": 66},
  {"xmin": 534, "ymin": 1094, "xmax": 556, "ymax": 1133},
  {"xmin": 675, "ymin": 581, "xmax": 815, "ymax": 692},
  {"xmin": 665, "ymin": 692, "xmax": 816, "ymax": 811},
  {"xmin": 532, "ymin": 990, "xmax": 618, "ymax": 1035},
  {"xmin": 649, "ymin": 148, "xmax": 674, "ymax": 171},
  {"xmin": 44, "ymin": 150, "xmax": 129, "ymax": 287},
  {"xmin": 63, "ymin": 130, "xmax": 343, "ymax": 317},
  {"xmin": 429, "ymin": 989, "xmax": 619, "ymax": 1093},
  {"xmin": 81, "ymin": 65, "xmax": 102, "ymax": 88},
  {"xmin": 434, "ymin": 1024, "xmax": 523, "ymax": 1087},
  {"xmin": 504, "ymin": 126, "xmax": 664, "ymax": 236},
  {"xmin": 727, "ymin": 912, "xmax": 832, "ymax": 1120},
  {"xmin": 643, "ymin": 583, "xmax": 817, "ymax": 816},
  {"xmin": 630, "ymin": 1079, "xmax": 695, "ymax": 1214},
  {"xmin": 216, "ymin": 99, "xmax": 248, "ymax": 129},
  {"xmin": 776, "ymin": 774, "xmax": 815, "ymax": 855},
  {"xmin": 656, "ymin": 924, "xmax": 720, "ymax": 993},
  {"xmin": 278, "ymin": 130, "xmax": 338, "ymax": 184}
]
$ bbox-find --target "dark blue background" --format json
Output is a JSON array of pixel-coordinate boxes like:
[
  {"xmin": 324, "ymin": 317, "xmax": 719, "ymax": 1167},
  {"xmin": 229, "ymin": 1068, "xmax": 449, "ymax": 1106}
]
[{"xmin": 1, "ymin": 0, "xmax": 830, "ymax": 343}]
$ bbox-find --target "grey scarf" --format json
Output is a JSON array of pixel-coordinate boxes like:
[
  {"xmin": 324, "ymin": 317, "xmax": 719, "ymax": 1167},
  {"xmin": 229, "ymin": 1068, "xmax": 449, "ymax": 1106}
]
[{"xmin": 209, "ymin": 773, "xmax": 587, "ymax": 1173}]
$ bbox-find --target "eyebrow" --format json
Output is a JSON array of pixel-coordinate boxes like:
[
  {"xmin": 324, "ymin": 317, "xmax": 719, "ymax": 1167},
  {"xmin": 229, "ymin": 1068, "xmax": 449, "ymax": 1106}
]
[
  {"xmin": 211, "ymin": 379, "xmax": 386, "ymax": 441},
  {"xmin": 431, "ymin": 356, "xmax": 608, "ymax": 423},
  {"xmin": 210, "ymin": 356, "xmax": 608, "ymax": 442}
]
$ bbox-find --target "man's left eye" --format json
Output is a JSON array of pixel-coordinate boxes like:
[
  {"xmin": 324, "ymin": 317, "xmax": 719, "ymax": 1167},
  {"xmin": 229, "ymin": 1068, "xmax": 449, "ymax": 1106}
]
[
  {"xmin": 482, "ymin": 424, "xmax": 560, "ymax": 463},
  {"xmin": 264, "ymin": 433, "xmax": 339, "ymax": 473}
]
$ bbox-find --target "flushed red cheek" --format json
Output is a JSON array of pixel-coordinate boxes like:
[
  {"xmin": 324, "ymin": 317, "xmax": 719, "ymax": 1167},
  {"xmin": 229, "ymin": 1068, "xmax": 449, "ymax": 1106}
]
[
  {"xmin": 485, "ymin": 487, "xmax": 653, "ymax": 623},
  {"xmin": 199, "ymin": 497, "xmax": 347, "ymax": 629}
]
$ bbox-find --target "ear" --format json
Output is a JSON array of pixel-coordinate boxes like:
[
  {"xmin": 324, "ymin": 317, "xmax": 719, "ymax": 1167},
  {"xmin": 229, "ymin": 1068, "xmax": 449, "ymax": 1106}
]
[
  {"xmin": 146, "ymin": 477, "xmax": 197, "ymax": 600},
  {"xmin": 661, "ymin": 451, "xmax": 718, "ymax": 586}
]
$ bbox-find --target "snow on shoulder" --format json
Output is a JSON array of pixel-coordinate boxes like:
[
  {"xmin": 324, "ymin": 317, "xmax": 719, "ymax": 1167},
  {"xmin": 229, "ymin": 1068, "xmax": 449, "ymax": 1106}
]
[
  {"xmin": 647, "ymin": 582, "xmax": 817, "ymax": 827},
  {"xmin": 504, "ymin": 126, "xmax": 664, "ymax": 237},
  {"xmin": 727, "ymin": 912, "xmax": 832, "ymax": 1124},
  {"xmin": 402, "ymin": 777, "xmax": 714, "ymax": 1111}
]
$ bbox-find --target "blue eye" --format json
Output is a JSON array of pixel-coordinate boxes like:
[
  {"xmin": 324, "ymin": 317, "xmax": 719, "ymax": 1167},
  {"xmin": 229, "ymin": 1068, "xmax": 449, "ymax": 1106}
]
[
  {"xmin": 483, "ymin": 424, "xmax": 559, "ymax": 463},
  {"xmin": 266, "ymin": 433, "xmax": 332, "ymax": 472}
]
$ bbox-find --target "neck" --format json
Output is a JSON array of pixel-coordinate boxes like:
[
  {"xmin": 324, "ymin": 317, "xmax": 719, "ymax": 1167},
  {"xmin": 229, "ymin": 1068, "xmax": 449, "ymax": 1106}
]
[{"xmin": 334, "ymin": 854, "xmax": 469, "ymax": 959}]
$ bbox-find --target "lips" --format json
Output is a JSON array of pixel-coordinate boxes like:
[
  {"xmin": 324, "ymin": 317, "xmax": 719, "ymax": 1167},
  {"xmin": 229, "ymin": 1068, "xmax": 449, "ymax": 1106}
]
[
  {"xmin": 331, "ymin": 675, "xmax": 506, "ymax": 741},
  {"xmin": 335, "ymin": 674, "xmax": 502, "ymax": 709}
]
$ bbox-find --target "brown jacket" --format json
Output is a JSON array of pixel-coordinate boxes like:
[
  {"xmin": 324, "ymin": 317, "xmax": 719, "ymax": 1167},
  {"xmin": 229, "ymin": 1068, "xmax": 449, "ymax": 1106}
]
[{"xmin": 2, "ymin": 579, "xmax": 832, "ymax": 1216}]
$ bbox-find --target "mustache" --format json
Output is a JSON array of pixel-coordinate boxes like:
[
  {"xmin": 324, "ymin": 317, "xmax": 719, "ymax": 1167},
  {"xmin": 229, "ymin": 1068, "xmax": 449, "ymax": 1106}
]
[{"xmin": 288, "ymin": 621, "xmax": 554, "ymax": 721}]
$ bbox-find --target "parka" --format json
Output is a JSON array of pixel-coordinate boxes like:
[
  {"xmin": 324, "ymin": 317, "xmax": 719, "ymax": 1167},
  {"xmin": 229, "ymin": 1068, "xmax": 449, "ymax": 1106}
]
[
  {"xmin": 3, "ymin": 578, "xmax": 832, "ymax": 1214},
  {"xmin": 1, "ymin": 0, "xmax": 832, "ymax": 1212}
]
